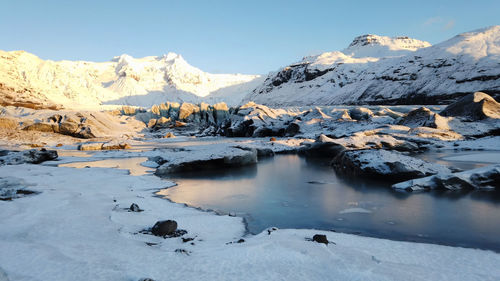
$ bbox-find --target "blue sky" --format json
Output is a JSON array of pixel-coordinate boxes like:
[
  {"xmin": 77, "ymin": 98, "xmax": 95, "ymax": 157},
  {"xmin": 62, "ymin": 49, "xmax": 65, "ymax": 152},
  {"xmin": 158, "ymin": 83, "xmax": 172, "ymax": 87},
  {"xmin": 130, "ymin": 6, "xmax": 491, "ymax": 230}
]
[{"xmin": 1, "ymin": 0, "xmax": 499, "ymax": 74}]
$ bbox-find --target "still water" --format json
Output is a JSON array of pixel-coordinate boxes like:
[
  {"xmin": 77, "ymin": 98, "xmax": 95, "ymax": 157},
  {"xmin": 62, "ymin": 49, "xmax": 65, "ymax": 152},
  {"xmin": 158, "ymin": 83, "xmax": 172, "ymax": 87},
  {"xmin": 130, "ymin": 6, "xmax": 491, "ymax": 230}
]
[{"xmin": 160, "ymin": 153, "xmax": 500, "ymax": 251}]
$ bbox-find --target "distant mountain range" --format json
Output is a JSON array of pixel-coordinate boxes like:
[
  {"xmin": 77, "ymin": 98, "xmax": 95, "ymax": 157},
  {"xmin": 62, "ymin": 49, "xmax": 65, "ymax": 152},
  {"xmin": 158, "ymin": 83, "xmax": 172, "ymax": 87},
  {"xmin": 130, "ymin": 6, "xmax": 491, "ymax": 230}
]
[
  {"xmin": 0, "ymin": 26, "xmax": 499, "ymax": 109},
  {"xmin": 246, "ymin": 26, "xmax": 500, "ymax": 106}
]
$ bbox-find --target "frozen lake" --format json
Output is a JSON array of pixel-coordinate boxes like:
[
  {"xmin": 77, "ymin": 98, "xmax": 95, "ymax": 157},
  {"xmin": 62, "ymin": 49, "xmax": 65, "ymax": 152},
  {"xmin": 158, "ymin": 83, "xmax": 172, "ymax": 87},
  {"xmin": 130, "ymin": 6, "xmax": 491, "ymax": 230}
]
[{"xmin": 159, "ymin": 152, "xmax": 500, "ymax": 251}]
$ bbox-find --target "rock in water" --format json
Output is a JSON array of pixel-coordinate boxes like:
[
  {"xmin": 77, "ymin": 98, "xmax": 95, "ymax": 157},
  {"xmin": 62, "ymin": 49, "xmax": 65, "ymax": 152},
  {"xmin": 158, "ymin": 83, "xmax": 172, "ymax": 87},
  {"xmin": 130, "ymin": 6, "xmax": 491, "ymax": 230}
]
[
  {"xmin": 392, "ymin": 164, "xmax": 500, "ymax": 192},
  {"xmin": 440, "ymin": 92, "xmax": 500, "ymax": 121},
  {"xmin": 332, "ymin": 149, "xmax": 451, "ymax": 182},
  {"xmin": 313, "ymin": 234, "xmax": 328, "ymax": 245},
  {"xmin": 151, "ymin": 220, "xmax": 178, "ymax": 236}
]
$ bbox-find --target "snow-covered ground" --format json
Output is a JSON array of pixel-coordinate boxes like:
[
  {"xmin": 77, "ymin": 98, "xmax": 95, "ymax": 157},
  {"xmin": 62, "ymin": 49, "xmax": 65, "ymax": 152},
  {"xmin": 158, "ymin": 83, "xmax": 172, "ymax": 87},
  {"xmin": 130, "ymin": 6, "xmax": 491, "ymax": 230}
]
[{"xmin": 1, "ymin": 162, "xmax": 499, "ymax": 281}]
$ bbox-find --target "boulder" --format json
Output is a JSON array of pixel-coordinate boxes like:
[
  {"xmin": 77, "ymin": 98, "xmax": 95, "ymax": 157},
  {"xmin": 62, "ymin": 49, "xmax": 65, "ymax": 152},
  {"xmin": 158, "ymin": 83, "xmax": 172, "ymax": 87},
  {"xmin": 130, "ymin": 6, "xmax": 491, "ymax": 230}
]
[
  {"xmin": 22, "ymin": 122, "xmax": 57, "ymax": 133},
  {"xmin": 300, "ymin": 134, "xmax": 346, "ymax": 157},
  {"xmin": 78, "ymin": 142, "xmax": 104, "ymax": 151},
  {"xmin": 398, "ymin": 107, "xmax": 450, "ymax": 130},
  {"xmin": 147, "ymin": 119, "xmax": 157, "ymax": 128},
  {"xmin": 0, "ymin": 149, "xmax": 58, "ymax": 165},
  {"xmin": 78, "ymin": 141, "xmax": 131, "ymax": 151},
  {"xmin": 349, "ymin": 107, "xmax": 374, "ymax": 121},
  {"xmin": 151, "ymin": 220, "xmax": 178, "ymax": 236},
  {"xmin": 285, "ymin": 122, "xmax": 300, "ymax": 137},
  {"xmin": 178, "ymin": 103, "xmax": 200, "ymax": 122},
  {"xmin": 332, "ymin": 149, "xmax": 451, "ymax": 182},
  {"xmin": 102, "ymin": 141, "xmax": 131, "ymax": 150},
  {"xmin": 440, "ymin": 92, "xmax": 500, "ymax": 121},
  {"xmin": 129, "ymin": 203, "xmax": 143, "ymax": 212},
  {"xmin": 256, "ymin": 148, "xmax": 274, "ymax": 158},
  {"xmin": 223, "ymin": 148, "xmax": 258, "ymax": 166},
  {"xmin": 164, "ymin": 132, "xmax": 175, "ymax": 138},
  {"xmin": 23, "ymin": 149, "xmax": 57, "ymax": 164},
  {"xmin": 312, "ymin": 234, "xmax": 328, "ymax": 245},
  {"xmin": 393, "ymin": 164, "xmax": 500, "ymax": 192}
]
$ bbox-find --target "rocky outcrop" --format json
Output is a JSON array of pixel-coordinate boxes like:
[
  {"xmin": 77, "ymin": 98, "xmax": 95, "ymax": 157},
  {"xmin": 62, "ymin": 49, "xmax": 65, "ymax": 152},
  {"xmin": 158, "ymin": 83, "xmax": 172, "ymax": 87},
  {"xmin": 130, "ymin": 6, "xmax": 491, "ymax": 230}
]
[
  {"xmin": 397, "ymin": 107, "xmax": 450, "ymax": 130},
  {"xmin": 393, "ymin": 164, "xmax": 500, "ymax": 192},
  {"xmin": 0, "ymin": 148, "xmax": 58, "ymax": 165},
  {"xmin": 154, "ymin": 147, "xmax": 257, "ymax": 175},
  {"xmin": 332, "ymin": 149, "xmax": 451, "ymax": 182},
  {"xmin": 440, "ymin": 92, "xmax": 500, "ymax": 121},
  {"xmin": 299, "ymin": 134, "xmax": 346, "ymax": 157},
  {"xmin": 21, "ymin": 112, "xmax": 135, "ymax": 139},
  {"xmin": 78, "ymin": 141, "xmax": 131, "ymax": 151}
]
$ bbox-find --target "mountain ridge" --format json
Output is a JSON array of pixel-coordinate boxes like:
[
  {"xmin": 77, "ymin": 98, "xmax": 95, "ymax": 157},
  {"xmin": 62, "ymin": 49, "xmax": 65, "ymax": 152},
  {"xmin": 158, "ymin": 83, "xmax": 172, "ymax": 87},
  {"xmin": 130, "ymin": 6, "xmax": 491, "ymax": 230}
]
[{"xmin": 245, "ymin": 25, "xmax": 500, "ymax": 106}]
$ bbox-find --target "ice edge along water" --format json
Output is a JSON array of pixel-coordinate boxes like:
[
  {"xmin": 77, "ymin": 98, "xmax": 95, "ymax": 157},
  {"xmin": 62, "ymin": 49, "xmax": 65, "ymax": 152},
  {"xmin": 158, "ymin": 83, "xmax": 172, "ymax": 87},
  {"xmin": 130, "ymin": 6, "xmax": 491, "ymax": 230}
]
[{"xmin": 1, "ymin": 161, "xmax": 500, "ymax": 281}]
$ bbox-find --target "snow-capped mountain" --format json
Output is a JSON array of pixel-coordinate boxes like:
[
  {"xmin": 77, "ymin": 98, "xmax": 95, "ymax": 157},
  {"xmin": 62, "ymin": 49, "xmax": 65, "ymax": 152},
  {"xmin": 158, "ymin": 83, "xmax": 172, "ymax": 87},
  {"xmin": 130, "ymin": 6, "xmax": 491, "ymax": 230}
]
[
  {"xmin": 245, "ymin": 26, "xmax": 500, "ymax": 106},
  {"xmin": 0, "ymin": 51, "xmax": 260, "ymax": 108}
]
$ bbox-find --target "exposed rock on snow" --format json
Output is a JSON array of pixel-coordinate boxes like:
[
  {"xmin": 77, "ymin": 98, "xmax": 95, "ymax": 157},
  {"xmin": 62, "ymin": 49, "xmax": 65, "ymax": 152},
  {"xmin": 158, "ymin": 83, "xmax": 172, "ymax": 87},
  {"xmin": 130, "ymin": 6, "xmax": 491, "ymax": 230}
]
[
  {"xmin": 332, "ymin": 149, "xmax": 451, "ymax": 182},
  {"xmin": 78, "ymin": 141, "xmax": 131, "ymax": 151},
  {"xmin": 154, "ymin": 146, "xmax": 257, "ymax": 175},
  {"xmin": 440, "ymin": 92, "xmax": 500, "ymax": 121},
  {"xmin": 312, "ymin": 234, "xmax": 329, "ymax": 245},
  {"xmin": 0, "ymin": 148, "xmax": 58, "ymax": 165},
  {"xmin": 246, "ymin": 26, "xmax": 500, "ymax": 106},
  {"xmin": 299, "ymin": 134, "xmax": 346, "ymax": 157},
  {"xmin": 129, "ymin": 203, "xmax": 143, "ymax": 212},
  {"xmin": 151, "ymin": 220, "xmax": 178, "ymax": 236},
  {"xmin": 397, "ymin": 107, "xmax": 450, "ymax": 130},
  {"xmin": 22, "ymin": 111, "xmax": 141, "ymax": 139},
  {"xmin": 392, "ymin": 164, "xmax": 500, "ymax": 191}
]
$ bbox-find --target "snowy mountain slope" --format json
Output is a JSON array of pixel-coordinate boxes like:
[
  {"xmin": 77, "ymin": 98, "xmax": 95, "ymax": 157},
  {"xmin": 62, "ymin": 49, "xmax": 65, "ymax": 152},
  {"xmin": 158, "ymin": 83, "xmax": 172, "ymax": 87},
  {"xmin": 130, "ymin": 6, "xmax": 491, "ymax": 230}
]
[
  {"xmin": 245, "ymin": 26, "xmax": 500, "ymax": 106},
  {"xmin": 0, "ymin": 50, "xmax": 260, "ymax": 108}
]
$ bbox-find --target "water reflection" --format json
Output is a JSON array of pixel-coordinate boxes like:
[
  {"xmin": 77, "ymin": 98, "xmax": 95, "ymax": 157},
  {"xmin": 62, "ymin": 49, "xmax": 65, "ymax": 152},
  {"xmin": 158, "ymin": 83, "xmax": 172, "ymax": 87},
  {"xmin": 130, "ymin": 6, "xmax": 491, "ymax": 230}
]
[
  {"xmin": 161, "ymin": 154, "xmax": 500, "ymax": 251},
  {"xmin": 59, "ymin": 157, "xmax": 151, "ymax": 176}
]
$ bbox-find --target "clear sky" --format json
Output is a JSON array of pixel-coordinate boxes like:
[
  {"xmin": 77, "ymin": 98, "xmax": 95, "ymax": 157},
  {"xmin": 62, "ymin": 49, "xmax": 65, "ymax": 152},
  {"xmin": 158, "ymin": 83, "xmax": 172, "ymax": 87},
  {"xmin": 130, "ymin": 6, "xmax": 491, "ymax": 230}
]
[{"xmin": 1, "ymin": 0, "xmax": 499, "ymax": 74}]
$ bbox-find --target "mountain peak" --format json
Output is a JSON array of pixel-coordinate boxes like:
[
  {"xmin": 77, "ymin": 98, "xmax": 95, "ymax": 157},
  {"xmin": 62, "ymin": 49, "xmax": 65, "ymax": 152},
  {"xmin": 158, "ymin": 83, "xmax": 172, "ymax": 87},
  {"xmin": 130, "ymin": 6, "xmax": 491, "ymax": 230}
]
[{"xmin": 343, "ymin": 34, "xmax": 431, "ymax": 58}]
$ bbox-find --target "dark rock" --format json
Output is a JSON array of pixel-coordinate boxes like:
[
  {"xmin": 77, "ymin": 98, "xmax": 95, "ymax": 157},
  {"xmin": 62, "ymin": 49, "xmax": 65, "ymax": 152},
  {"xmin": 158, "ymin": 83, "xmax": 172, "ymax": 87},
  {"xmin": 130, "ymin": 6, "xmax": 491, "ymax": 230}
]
[
  {"xmin": 138, "ymin": 278, "xmax": 156, "ymax": 281},
  {"xmin": 129, "ymin": 203, "xmax": 143, "ymax": 212},
  {"xmin": 440, "ymin": 92, "xmax": 500, "ymax": 121},
  {"xmin": 237, "ymin": 239, "xmax": 245, "ymax": 243},
  {"xmin": 182, "ymin": 237, "xmax": 194, "ymax": 243},
  {"xmin": 151, "ymin": 220, "xmax": 178, "ymax": 236},
  {"xmin": 300, "ymin": 134, "xmax": 346, "ymax": 158},
  {"xmin": 397, "ymin": 107, "xmax": 449, "ymax": 129},
  {"xmin": 285, "ymin": 122, "xmax": 300, "ymax": 137},
  {"xmin": 22, "ymin": 149, "xmax": 58, "ymax": 164},
  {"xmin": 256, "ymin": 148, "xmax": 274, "ymax": 158},
  {"xmin": 313, "ymin": 234, "xmax": 328, "ymax": 245}
]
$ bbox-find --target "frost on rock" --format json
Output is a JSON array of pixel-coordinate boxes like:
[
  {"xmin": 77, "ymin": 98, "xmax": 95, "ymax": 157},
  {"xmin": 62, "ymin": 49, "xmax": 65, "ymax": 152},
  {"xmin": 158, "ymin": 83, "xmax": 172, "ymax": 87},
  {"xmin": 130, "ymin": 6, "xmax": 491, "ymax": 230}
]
[
  {"xmin": 393, "ymin": 164, "xmax": 500, "ymax": 192},
  {"xmin": 332, "ymin": 149, "xmax": 451, "ymax": 182},
  {"xmin": 440, "ymin": 92, "xmax": 500, "ymax": 121},
  {"xmin": 0, "ymin": 148, "xmax": 58, "ymax": 165},
  {"xmin": 154, "ymin": 145, "xmax": 257, "ymax": 175}
]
